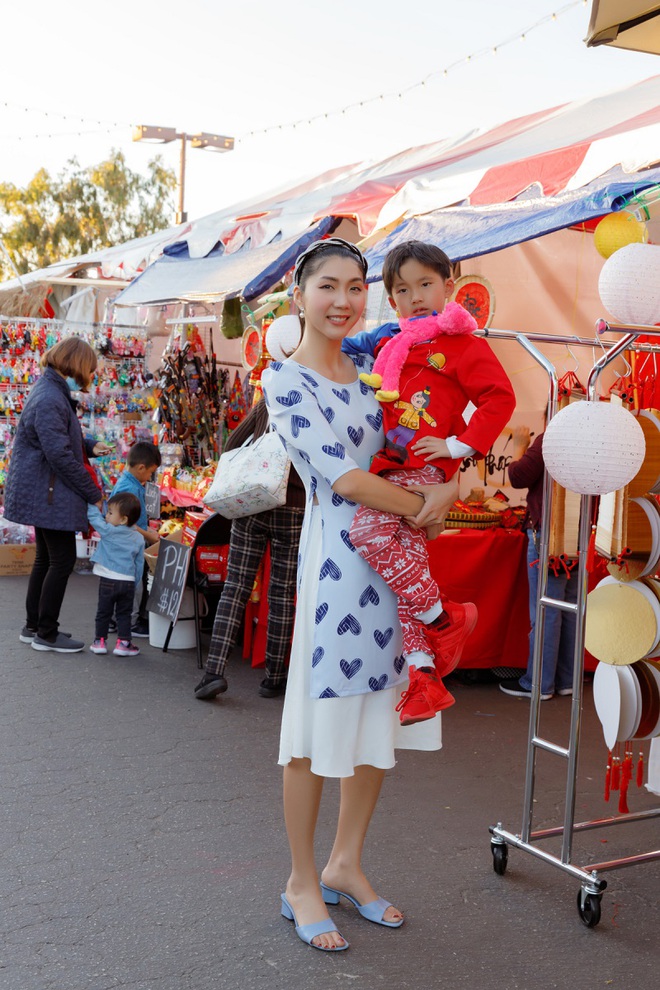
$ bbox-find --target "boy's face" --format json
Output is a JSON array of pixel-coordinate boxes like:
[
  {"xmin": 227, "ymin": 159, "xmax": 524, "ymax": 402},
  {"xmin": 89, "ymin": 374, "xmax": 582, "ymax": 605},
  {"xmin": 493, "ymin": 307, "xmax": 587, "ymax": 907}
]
[
  {"xmin": 106, "ymin": 504, "xmax": 128, "ymax": 527},
  {"xmin": 388, "ymin": 259, "xmax": 453, "ymax": 319}
]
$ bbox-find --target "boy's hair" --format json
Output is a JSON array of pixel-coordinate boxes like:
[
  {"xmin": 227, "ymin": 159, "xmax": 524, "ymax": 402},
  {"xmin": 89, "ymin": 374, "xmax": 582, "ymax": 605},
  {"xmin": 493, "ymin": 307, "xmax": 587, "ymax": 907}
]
[
  {"xmin": 41, "ymin": 337, "xmax": 97, "ymax": 389},
  {"xmin": 127, "ymin": 441, "xmax": 161, "ymax": 469},
  {"xmin": 107, "ymin": 492, "xmax": 141, "ymax": 527},
  {"xmin": 382, "ymin": 240, "xmax": 453, "ymax": 294}
]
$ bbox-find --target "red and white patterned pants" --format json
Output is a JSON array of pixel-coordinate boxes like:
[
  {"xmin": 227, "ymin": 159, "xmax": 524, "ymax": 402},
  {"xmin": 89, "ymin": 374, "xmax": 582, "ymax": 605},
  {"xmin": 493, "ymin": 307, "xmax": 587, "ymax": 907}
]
[{"xmin": 349, "ymin": 465, "xmax": 445, "ymax": 659}]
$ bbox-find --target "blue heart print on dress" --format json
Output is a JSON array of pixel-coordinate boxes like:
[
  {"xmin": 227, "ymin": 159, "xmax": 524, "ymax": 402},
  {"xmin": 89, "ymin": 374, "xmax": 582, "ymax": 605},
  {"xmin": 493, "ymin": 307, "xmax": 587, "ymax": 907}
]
[
  {"xmin": 337, "ymin": 614, "xmax": 361, "ymax": 635},
  {"xmin": 320, "ymin": 687, "xmax": 339, "ymax": 698},
  {"xmin": 332, "ymin": 387, "xmax": 351, "ymax": 405},
  {"xmin": 270, "ymin": 361, "xmax": 283, "ymax": 371},
  {"xmin": 301, "ymin": 372, "xmax": 319, "ymax": 387},
  {"xmin": 322, "ymin": 441, "xmax": 345, "ymax": 459},
  {"xmin": 312, "ymin": 646, "xmax": 324, "ymax": 667},
  {"xmin": 359, "ymin": 584, "xmax": 380, "ymax": 607},
  {"xmin": 359, "ymin": 380, "xmax": 371, "ymax": 396},
  {"xmin": 347, "ymin": 425, "xmax": 364, "ymax": 447},
  {"xmin": 319, "ymin": 558, "xmax": 342, "ymax": 580},
  {"xmin": 340, "ymin": 658, "xmax": 363, "ymax": 680},
  {"xmin": 322, "ymin": 406, "xmax": 335, "ymax": 424},
  {"xmin": 315, "ymin": 602, "xmax": 329, "ymax": 624},
  {"xmin": 369, "ymin": 674, "xmax": 389, "ymax": 691},
  {"xmin": 298, "ymin": 450, "xmax": 311, "ymax": 463},
  {"xmin": 365, "ymin": 410, "xmax": 383, "ymax": 431},
  {"xmin": 277, "ymin": 389, "xmax": 303, "ymax": 407},
  {"xmin": 340, "ymin": 530, "xmax": 356, "ymax": 551},
  {"xmin": 309, "ymin": 477, "xmax": 317, "ymax": 498},
  {"xmin": 373, "ymin": 627, "xmax": 394, "ymax": 649},
  {"xmin": 331, "ymin": 492, "xmax": 346, "ymax": 506},
  {"xmin": 291, "ymin": 414, "xmax": 310, "ymax": 438},
  {"xmin": 394, "ymin": 654, "xmax": 405, "ymax": 674}
]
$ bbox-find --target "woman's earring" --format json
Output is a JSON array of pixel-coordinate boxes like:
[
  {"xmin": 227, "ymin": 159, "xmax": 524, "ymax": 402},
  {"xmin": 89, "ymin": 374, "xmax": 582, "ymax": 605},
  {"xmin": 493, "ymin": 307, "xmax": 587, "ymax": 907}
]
[{"xmin": 299, "ymin": 309, "xmax": 305, "ymax": 318}]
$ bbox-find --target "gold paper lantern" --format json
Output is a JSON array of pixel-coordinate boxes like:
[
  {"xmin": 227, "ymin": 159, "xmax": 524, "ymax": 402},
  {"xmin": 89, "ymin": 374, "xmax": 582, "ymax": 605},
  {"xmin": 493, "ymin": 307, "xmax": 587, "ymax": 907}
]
[{"xmin": 594, "ymin": 212, "xmax": 647, "ymax": 259}]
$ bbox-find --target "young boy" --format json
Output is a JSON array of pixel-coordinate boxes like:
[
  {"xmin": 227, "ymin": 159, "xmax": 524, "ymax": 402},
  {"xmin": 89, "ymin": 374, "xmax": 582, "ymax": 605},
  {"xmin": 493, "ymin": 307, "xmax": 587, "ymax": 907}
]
[
  {"xmin": 344, "ymin": 240, "xmax": 516, "ymax": 725},
  {"xmin": 88, "ymin": 493, "xmax": 145, "ymax": 656},
  {"xmin": 111, "ymin": 441, "xmax": 161, "ymax": 638}
]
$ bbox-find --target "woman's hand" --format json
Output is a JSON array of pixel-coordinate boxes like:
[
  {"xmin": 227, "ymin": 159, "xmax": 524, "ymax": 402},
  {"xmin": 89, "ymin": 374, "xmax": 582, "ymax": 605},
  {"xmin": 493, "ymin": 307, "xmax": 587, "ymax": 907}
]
[
  {"xmin": 512, "ymin": 425, "xmax": 531, "ymax": 460},
  {"xmin": 92, "ymin": 441, "xmax": 114, "ymax": 456},
  {"xmin": 405, "ymin": 476, "xmax": 459, "ymax": 530}
]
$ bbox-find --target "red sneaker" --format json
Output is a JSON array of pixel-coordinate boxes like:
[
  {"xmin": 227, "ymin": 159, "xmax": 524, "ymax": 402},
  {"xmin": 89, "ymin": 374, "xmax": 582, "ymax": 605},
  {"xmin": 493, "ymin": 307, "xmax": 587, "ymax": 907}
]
[
  {"xmin": 395, "ymin": 666, "xmax": 455, "ymax": 726},
  {"xmin": 425, "ymin": 601, "xmax": 478, "ymax": 677}
]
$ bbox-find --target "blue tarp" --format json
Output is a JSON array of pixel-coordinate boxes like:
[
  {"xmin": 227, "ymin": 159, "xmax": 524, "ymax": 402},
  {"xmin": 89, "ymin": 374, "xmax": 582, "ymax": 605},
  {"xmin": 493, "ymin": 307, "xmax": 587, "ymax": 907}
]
[{"xmin": 364, "ymin": 166, "xmax": 660, "ymax": 281}]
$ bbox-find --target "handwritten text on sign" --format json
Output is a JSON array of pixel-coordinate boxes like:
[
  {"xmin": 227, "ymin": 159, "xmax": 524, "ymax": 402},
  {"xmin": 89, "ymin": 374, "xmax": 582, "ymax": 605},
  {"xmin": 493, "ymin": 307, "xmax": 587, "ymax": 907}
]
[{"xmin": 147, "ymin": 538, "xmax": 192, "ymax": 624}]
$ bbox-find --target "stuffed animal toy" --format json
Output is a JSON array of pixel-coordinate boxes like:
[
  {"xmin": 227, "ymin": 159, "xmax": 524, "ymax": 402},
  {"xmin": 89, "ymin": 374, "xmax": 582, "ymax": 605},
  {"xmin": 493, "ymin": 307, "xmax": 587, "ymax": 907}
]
[{"xmin": 359, "ymin": 301, "xmax": 477, "ymax": 402}]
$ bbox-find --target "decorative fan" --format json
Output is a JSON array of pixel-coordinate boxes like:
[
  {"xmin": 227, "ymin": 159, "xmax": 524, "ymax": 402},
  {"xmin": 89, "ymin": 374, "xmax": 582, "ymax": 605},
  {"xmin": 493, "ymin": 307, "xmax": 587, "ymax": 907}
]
[
  {"xmin": 241, "ymin": 325, "xmax": 262, "ymax": 370},
  {"xmin": 452, "ymin": 275, "xmax": 495, "ymax": 329}
]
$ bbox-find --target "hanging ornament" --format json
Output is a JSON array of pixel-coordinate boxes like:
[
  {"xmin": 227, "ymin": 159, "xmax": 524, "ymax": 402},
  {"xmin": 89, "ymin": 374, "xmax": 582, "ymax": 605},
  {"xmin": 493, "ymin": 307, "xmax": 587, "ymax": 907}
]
[
  {"xmin": 542, "ymin": 400, "xmax": 645, "ymax": 495},
  {"xmin": 594, "ymin": 212, "xmax": 647, "ymax": 260},
  {"xmin": 598, "ymin": 242, "xmax": 660, "ymax": 326}
]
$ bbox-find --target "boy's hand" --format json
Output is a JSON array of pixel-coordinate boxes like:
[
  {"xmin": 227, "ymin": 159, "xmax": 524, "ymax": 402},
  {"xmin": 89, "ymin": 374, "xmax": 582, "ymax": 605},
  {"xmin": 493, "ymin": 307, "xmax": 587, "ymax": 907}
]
[
  {"xmin": 405, "ymin": 477, "xmax": 459, "ymax": 530},
  {"xmin": 411, "ymin": 436, "xmax": 451, "ymax": 462}
]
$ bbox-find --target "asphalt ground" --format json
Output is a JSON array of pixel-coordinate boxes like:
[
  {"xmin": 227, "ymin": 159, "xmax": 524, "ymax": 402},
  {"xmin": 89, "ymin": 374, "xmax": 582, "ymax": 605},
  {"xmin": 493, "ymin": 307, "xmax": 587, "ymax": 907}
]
[{"xmin": 0, "ymin": 570, "xmax": 658, "ymax": 990}]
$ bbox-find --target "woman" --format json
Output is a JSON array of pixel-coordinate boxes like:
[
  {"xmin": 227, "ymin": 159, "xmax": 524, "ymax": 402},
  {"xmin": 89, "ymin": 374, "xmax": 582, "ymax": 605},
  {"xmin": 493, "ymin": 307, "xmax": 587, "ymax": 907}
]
[
  {"xmin": 262, "ymin": 238, "xmax": 457, "ymax": 952},
  {"xmin": 4, "ymin": 336, "xmax": 112, "ymax": 652},
  {"xmin": 194, "ymin": 397, "xmax": 305, "ymax": 700}
]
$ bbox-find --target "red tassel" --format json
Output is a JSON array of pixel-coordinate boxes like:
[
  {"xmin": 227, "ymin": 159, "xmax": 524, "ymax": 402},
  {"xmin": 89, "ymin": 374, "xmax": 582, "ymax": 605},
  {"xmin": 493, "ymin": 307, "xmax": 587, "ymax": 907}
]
[
  {"xmin": 636, "ymin": 750, "xmax": 644, "ymax": 788},
  {"xmin": 586, "ymin": 525, "xmax": 597, "ymax": 574},
  {"xmin": 618, "ymin": 749, "xmax": 633, "ymax": 814},
  {"xmin": 611, "ymin": 756, "xmax": 621, "ymax": 790},
  {"xmin": 604, "ymin": 753, "xmax": 612, "ymax": 802}
]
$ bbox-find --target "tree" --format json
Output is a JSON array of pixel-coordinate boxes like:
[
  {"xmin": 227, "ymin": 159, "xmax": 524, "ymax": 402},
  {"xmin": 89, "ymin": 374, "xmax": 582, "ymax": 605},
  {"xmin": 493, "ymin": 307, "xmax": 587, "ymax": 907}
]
[{"xmin": 0, "ymin": 150, "xmax": 177, "ymax": 280}]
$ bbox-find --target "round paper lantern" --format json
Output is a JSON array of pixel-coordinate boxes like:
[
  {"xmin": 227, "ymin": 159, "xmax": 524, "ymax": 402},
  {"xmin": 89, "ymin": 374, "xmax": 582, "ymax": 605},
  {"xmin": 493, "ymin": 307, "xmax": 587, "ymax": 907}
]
[
  {"xmin": 598, "ymin": 242, "xmax": 660, "ymax": 326},
  {"xmin": 594, "ymin": 211, "xmax": 647, "ymax": 259},
  {"xmin": 542, "ymin": 401, "xmax": 645, "ymax": 495},
  {"xmin": 265, "ymin": 315, "xmax": 301, "ymax": 361}
]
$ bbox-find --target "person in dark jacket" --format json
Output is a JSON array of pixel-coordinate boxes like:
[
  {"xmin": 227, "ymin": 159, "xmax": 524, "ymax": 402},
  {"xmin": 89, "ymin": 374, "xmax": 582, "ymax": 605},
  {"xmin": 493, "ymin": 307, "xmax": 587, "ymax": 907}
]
[
  {"xmin": 194, "ymin": 397, "xmax": 305, "ymax": 700},
  {"xmin": 4, "ymin": 337, "xmax": 112, "ymax": 653},
  {"xmin": 499, "ymin": 425, "xmax": 578, "ymax": 701}
]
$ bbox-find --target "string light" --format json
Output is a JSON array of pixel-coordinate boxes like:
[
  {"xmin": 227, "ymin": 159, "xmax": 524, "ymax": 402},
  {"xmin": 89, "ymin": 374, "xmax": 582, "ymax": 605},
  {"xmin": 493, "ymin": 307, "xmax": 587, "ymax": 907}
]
[{"xmin": 240, "ymin": 1, "xmax": 583, "ymax": 141}]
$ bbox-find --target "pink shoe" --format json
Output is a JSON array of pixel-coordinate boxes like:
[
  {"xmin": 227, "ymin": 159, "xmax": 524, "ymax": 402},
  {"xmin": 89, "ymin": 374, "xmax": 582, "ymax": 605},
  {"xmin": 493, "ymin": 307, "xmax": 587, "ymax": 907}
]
[
  {"xmin": 425, "ymin": 601, "xmax": 478, "ymax": 677},
  {"xmin": 395, "ymin": 666, "xmax": 455, "ymax": 726},
  {"xmin": 113, "ymin": 639, "xmax": 140, "ymax": 657}
]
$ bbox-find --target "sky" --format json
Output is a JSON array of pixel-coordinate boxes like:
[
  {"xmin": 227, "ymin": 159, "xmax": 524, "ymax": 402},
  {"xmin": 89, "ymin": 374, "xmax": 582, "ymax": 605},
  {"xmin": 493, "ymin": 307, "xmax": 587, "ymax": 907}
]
[{"xmin": 2, "ymin": 0, "xmax": 660, "ymax": 226}]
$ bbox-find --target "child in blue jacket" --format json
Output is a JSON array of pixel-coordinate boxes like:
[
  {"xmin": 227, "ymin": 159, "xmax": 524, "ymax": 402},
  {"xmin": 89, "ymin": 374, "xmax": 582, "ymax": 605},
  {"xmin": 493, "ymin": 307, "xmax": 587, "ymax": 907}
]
[{"xmin": 87, "ymin": 493, "xmax": 145, "ymax": 657}]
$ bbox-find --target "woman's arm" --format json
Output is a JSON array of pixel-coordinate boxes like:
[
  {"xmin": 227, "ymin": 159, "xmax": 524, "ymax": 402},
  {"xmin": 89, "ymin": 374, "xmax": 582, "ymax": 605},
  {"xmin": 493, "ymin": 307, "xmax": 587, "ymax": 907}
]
[{"xmin": 333, "ymin": 469, "xmax": 425, "ymax": 516}]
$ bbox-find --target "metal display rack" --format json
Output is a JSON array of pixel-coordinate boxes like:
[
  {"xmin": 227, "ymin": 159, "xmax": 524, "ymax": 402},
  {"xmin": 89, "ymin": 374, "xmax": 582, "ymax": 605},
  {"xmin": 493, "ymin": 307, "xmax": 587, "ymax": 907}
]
[{"xmin": 488, "ymin": 321, "xmax": 660, "ymax": 928}]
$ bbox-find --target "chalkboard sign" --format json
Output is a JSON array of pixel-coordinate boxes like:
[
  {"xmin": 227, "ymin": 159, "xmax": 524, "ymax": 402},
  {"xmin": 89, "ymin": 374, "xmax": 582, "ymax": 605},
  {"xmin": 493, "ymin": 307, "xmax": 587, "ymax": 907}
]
[
  {"xmin": 145, "ymin": 481, "xmax": 161, "ymax": 520},
  {"xmin": 147, "ymin": 538, "xmax": 192, "ymax": 623}
]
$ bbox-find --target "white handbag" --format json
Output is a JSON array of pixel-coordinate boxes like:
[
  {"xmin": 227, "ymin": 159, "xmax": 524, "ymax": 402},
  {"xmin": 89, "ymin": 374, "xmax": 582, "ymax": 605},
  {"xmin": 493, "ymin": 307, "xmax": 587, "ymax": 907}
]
[{"xmin": 203, "ymin": 429, "xmax": 291, "ymax": 519}]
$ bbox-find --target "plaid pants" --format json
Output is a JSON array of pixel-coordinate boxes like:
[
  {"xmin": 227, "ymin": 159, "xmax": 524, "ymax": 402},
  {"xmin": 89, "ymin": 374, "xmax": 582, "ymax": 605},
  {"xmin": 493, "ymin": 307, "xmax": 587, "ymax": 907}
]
[
  {"xmin": 349, "ymin": 465, "xmax": 444, "ymax": 659},
  {"xmin": 206, "ymin": 505, "xmax": 304, "ymax": 683}
]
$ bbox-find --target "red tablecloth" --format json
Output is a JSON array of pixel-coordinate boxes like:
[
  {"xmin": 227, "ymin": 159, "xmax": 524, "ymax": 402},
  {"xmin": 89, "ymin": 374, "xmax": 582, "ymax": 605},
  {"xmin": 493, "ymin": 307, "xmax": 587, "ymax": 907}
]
[{"xmin": 247, "ymin": 527, "xmax": 532, "ymax": 670}]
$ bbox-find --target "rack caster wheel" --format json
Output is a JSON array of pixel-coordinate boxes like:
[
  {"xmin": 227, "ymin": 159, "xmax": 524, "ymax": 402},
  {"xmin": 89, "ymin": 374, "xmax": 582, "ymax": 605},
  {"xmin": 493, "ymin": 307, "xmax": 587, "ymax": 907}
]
[
  {"xmin": 577, "ymin": 889, "xmax": 602, "ymax": 928},
  {"xmin": 491, "ymin": 841, "xmax": 508, "ymax": 876}
]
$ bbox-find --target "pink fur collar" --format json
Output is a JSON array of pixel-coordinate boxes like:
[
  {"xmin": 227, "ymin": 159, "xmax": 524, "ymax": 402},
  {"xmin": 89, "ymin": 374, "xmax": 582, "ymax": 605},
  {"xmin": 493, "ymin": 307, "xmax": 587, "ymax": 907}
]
[{"xmin": 399, "ymin": 301, "xmax": 477, "ymax": 337}]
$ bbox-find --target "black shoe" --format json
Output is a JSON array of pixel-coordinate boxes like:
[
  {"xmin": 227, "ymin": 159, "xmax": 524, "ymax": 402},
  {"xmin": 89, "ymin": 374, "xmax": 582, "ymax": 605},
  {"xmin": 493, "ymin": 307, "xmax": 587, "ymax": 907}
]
[
  {"xmin": 108, "ymin": 618, "xmax": 117, "ymax": 634},
  {"xmin": 499, "ymin": 677, "xmax": 553, "ymax": 701},
  {"xmin": 31, "ymin": 633, "xmax": 84, "ymax": 653},
  {"xmin": 131, "ymin": 619, "xmax": 150, "ymax": 638},
  {"xmin": 194, "ymin": 673, "xmax": 228, "ymax": 699},
  {"xmin": 258, "ymin": 677, "xmax": 287, "ymax": 698},
  {"xmin": 20, "ymin": 626, "xmax": 72, "ymax": 643}
]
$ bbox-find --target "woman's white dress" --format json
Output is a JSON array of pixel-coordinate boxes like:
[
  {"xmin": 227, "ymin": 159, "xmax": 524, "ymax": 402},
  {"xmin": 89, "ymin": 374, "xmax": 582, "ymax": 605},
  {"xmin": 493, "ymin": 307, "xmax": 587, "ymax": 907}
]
[{"xmin": 262, "ymin": 355, "xmax": 442, "ymax": 778}]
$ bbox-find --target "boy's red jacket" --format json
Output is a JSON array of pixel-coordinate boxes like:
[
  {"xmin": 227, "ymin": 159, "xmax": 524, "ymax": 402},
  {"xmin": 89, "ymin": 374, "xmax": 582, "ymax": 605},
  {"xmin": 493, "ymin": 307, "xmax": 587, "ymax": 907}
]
[{"xmin": 369, "ymin": 322, "xmax": 516, "ymax": 479}]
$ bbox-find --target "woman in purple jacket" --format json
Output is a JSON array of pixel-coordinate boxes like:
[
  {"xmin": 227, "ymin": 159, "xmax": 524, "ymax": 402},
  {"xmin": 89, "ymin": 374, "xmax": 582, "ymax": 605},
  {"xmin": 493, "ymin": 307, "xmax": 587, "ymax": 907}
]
[{"xmin": 4, "ymin": 337, "xmax": 112, "ymax": 653}]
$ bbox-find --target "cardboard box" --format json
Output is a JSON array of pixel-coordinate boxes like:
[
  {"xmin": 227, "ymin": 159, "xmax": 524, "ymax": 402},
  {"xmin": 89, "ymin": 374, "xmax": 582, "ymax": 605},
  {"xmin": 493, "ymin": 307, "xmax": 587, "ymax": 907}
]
[
  {"xmin": 144, "ymin": 530, "xmax": 182, "ymax": 575},
  {"xmin": 0, "ymin": 544, "xmax": 36, "ymax": 576}
]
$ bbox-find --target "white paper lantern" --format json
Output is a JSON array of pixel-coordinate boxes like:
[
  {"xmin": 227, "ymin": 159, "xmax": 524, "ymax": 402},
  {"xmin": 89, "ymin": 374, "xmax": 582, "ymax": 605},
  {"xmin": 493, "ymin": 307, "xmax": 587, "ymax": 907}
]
[
  {"xmin": 265, "ymin": 315, "xmax": 301, "ymax": 361},
  {"xmin": 542, "ymin": 401, "xmax": 646, "ymax": 495},
  {"xmin": 598, "ymin": 242, "xmax": 660, "ymax": 326}
]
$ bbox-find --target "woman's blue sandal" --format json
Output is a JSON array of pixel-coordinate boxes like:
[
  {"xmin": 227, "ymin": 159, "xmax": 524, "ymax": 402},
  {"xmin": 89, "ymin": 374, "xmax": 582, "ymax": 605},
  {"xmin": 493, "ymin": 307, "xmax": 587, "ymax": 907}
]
[
  {"xmin": 280, "ymin": 893, "xmax": 349, "ymax": 951},
  {"xmin": 320, "ymin": 883, "xmax": 404, "ymax": 928}
]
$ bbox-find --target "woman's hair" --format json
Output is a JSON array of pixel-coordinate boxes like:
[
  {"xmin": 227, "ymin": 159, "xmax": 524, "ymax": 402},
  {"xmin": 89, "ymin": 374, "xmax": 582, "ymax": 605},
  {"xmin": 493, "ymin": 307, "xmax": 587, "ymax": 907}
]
[
  {"xmin": 382, "ymin": 240, "xmax": 453, "ymax": 294},
  {"xmin": 41, "ymin": 337, "xmax": 98, "ymax": 389},
  {"xmin": 107, "ymin": 492, "xmax": 141, "ymax": 527},
  {"xmin": 293, "ymin": 237, "xmax": 368, "ymax": 291}
]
